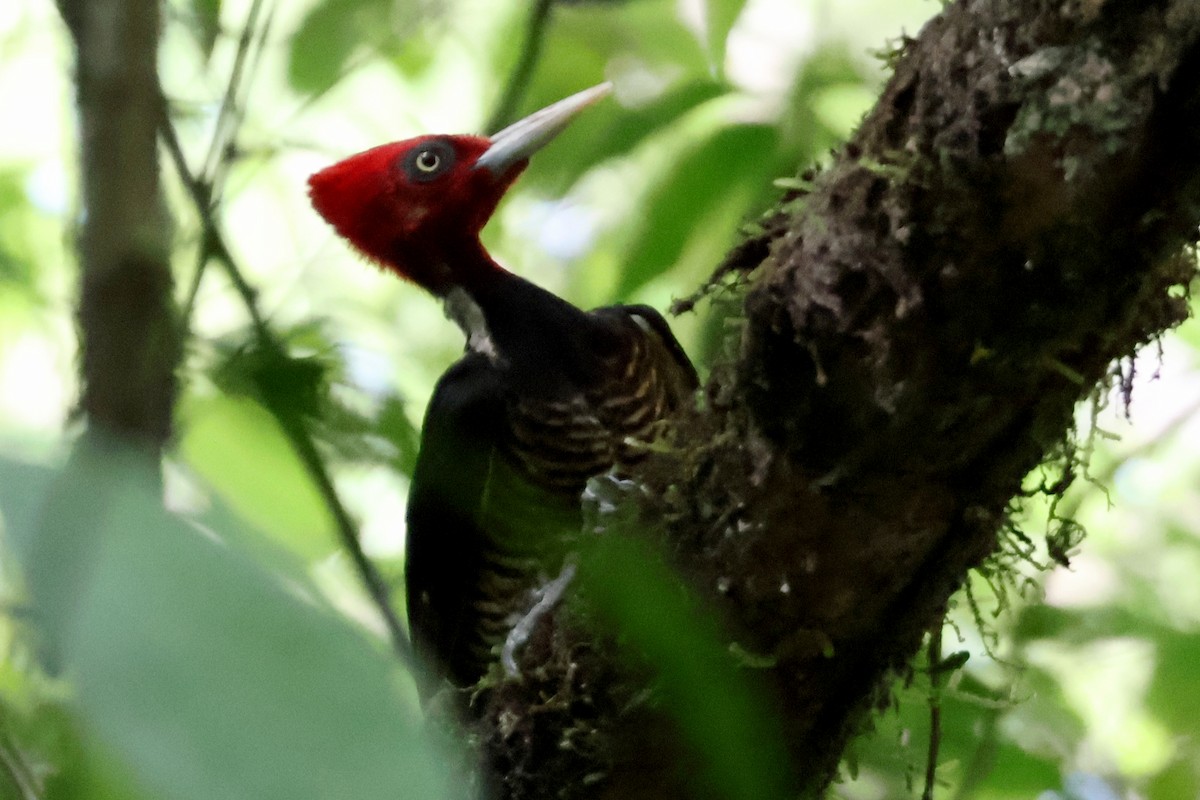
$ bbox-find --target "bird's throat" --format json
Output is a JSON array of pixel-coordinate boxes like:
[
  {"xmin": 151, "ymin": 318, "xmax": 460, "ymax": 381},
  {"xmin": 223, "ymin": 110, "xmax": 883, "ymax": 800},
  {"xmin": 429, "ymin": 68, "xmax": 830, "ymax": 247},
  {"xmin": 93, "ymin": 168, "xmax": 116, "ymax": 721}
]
[
  {"xmin": 444, "ymin": 286, "xmax": 500, "ymax": 362},
  {"xmin": 443, "ymin": 265, "xmax": 594, "ymax": 377}
]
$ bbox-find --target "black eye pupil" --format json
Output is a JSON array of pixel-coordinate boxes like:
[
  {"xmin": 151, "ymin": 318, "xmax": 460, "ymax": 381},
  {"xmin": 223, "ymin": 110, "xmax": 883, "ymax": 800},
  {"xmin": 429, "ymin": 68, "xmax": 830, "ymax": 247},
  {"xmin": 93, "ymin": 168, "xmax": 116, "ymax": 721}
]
[
  {"xmin": 402, "ymin": 140, "xmax": 455, "ymax": 183},
  {"xmin": 417, "ymin": 151, "xmax": 439, "ymax": 171}
]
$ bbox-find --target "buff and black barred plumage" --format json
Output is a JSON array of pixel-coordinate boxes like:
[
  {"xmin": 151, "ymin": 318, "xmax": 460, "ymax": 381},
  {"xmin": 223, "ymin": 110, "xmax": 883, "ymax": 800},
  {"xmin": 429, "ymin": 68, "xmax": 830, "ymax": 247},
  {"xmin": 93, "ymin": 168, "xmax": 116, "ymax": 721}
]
[{"xmin": 405, "ymin": 285, "xmax": 696, "ymax": 691}]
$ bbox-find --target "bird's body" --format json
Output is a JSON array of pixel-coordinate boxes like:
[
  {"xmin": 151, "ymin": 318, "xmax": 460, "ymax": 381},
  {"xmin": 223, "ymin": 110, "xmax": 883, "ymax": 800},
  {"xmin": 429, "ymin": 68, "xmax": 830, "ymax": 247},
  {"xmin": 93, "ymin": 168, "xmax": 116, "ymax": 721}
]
[
  {"xmin": 408, "ymin": 272, "xmax": 696, "ymax": 686},
  {"xmin": 309, "ymin": 84, "xmax": 696, "ymax": 697}
]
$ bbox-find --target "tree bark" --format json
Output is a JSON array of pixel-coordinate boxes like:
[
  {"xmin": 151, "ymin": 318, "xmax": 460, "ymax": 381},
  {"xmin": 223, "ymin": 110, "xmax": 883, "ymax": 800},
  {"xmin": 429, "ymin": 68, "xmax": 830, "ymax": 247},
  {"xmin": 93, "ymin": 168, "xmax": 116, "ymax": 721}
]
[
  {"xmin": 58, "ymin": 0, "xmax": 178, "ymax": 449},
  {"xmin": 480, "ymin": 1, "xmax": 1200, "ymax": 797}
]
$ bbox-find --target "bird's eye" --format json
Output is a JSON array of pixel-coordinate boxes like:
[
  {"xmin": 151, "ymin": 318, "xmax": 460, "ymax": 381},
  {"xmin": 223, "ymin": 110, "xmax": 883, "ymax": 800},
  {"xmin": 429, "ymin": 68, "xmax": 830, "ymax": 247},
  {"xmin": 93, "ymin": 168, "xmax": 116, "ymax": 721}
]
[
  {"xmin": 415, "ymin": 150, "xmax": 440, "ymax": 172},
  {"xmin": 402, "ymin": 140, "xmax": 456, "ymax": 184}
]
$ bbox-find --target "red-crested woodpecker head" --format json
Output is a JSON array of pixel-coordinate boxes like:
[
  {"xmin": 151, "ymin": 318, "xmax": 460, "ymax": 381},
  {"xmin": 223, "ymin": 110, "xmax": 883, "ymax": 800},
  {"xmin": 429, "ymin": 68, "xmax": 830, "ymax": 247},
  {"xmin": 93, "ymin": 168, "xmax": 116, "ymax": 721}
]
[{"xmin": 309, "ymin": 83, "xmax": 612, "ymax": 296}]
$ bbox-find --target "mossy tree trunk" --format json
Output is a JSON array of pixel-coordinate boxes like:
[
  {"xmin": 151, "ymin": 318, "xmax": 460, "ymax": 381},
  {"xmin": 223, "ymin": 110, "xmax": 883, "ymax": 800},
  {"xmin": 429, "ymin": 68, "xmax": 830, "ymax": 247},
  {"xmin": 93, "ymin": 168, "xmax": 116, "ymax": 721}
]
[{"xmin": 481, "ymin": 2, "xmax": 1200, "ymax": 797}]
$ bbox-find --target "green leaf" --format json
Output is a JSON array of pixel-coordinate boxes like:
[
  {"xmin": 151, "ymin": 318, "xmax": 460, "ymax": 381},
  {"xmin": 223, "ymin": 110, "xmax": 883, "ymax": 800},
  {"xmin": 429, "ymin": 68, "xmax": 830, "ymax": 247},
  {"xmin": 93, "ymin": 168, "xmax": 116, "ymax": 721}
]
[
  {"xmin": 178, "ymin": 394, "xmax": 336, "ymax": 557},
  {"xmin": 0, "ymin": 168, "xmax": 54, "ymax": 303},
  {"xmin": 0, "ymin": 730, "xmax": 38, "ymax": 800},
  {"xmin": 519, "ymin": 81, "xmax": 727, "ymax": 194},
  {"xmin": 592, "ymin": 82, "xmax": 727, "ymax": 163},
  {"xmin": 1145, "ymin": 627, "xmax": 1200, "ymax": 734},
  {"xmin": 0, "ymin": 455, "xmax": 57, "ymax": 567},
  {"xmin": 388, "ymin": 27, "xmax": 437, "ymax": 80},
  {"xmin": 778, "ymin": 45, "xmax": 873, "ymax": 157},
  {"xmin": 964, "ymin": 737, "xmax": 1061, "ymax": 798},
  {"xmin": 314, "ymin": 390, "xmax": 422, "ymax": 477},
  {"xmin": 474, "ymin": 0, "xmax": 733, "ymax": 192},
  {"xmin": 376, "ymin": 395, "xmax": 421, "ymax": 477},
  {"xmin": 1147, "ymin": 755, "xmax": 1199, "ymax": 800},
  {"xmin": 289, "ymin": 0, "xmax": 438, "ymax": 94},
  {"xmin": 288, "ymin": 0, "xmax": 390, "ymax": 95},
  {"xmin": 40, "ymin": 708, "xmax": 154, "ymax": 800},
  {"xmin": 213, "ymin": 332, "xmax": 331, "ymax": 421},
  {"xmin": 704, "ymin": 0, "xmax": 748, "ymax": 75},
  {"xmin": 16, "ymin": 443, "xmax": 455, "ymax": 800},
  {"xmin": 556, "ymin": 0, "xmax": 709, "ymax": 77},
  {"xmin": 577, "ymin": 531, "xmax": 792, "ymax": 800},
  {"xmin": 617, "ymin": 123, "xmax": 777, "ymax": 299},
  {"xmin": 189, "ymin": 0, "xmax": 222, "ymax": 61}
]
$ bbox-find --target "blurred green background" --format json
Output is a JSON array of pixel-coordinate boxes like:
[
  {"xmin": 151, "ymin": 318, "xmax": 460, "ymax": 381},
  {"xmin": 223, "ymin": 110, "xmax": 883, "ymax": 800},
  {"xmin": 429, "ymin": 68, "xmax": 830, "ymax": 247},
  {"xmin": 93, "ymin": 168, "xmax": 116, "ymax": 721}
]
[{"xmin": 1, "ymin": 0, "xmax": 1198, "ymax": 798}]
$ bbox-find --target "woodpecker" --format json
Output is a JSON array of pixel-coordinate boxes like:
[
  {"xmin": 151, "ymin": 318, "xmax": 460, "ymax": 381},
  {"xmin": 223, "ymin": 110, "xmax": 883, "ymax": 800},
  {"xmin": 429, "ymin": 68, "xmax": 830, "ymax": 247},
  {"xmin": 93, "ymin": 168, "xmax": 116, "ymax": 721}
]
[{"xmin": 308, "ymin": 84, "xmax": 697, "ymax": 697}]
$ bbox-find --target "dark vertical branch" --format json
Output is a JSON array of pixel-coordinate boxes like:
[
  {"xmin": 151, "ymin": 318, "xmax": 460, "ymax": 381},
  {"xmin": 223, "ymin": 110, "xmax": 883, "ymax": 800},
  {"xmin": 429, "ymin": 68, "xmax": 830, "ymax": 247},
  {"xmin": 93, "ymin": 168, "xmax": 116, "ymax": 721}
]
[
  {"xmin": 57, "ymin": 0, "xmax": 179, "ymax": 450},
  {"xmin": 486, "ymin": 0, "xmax": 555, "ymax": 133},
  {"xmin": 922, "ymin": 632, "xmax": 944, "ymax": 800},
  {"xmin": 204, "ymin": 0, "xmax": 271, "ymax": 196}
]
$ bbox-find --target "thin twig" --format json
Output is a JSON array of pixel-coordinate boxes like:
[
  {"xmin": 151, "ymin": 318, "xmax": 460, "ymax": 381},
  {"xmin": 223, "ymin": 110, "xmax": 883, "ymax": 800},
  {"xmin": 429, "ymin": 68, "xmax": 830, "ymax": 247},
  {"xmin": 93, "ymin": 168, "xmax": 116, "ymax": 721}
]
[
  {"xmin": 273, "ymin": 409, "xmax": 417, "ymax": 668},
  {"xmin": 159, "ymin": 110, "xmax": 416, "ymax": 670},
  {"xmin": 162, "ymin": 117, "xmax": 270, "ymax": 337},
  {"xmin": 180, "ymin": 0, "xmax": 271, "ymax": 332},
  {"xmin": 210, "ymin": 0, "xmax": 277, "ymax": 199},
  {"xmin": 1056, "ymin": 390, "xmax": 1200, "ymax": 521},
  {"xmin": 922, "ymin": 629, "xmax": 944, "ymax": 800},
  {"xmin": 0, "ymin": 733, "xmax": 40, "ymax": 800},
  {"xmin": 182, "ymin": 229, "xmax": 209, "ymax": 324},
  {"xmin": 202, "ymin": 0, "xmax": 266, "ymax": 181},
  {"xmin": 485, "ymin": 0, "xmax": 555, "ymax": 133}
]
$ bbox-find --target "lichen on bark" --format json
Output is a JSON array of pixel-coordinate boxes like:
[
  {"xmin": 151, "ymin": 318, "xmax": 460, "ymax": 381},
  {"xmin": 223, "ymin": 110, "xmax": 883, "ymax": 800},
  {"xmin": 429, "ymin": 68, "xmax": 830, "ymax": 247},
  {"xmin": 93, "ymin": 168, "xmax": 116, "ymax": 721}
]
[{"xmin": 474, "ymin": 2, "xmax": 1200, "ymax": 798}]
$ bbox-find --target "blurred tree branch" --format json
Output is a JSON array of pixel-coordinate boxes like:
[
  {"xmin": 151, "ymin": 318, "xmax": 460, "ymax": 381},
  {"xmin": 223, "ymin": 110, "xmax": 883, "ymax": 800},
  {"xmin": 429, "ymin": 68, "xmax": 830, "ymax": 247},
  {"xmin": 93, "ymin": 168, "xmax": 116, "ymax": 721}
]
[
  {"xmin": 54, "ymin": 0, "xmax": 413, "ymax": 671},
  {"xmin": 480, "ymin": 2, "xmax": 1200, "ymax": 797},
  {"xmin": 56, "ymin": 0, "xmax": 178, "ymax": 449},
  {"xmin": 37, "ymin": 0, "xmax": 177, "ymax": 725},
  {"xmin": 486, "ymin": 0, "xmax": 555, "ymax": 133}
]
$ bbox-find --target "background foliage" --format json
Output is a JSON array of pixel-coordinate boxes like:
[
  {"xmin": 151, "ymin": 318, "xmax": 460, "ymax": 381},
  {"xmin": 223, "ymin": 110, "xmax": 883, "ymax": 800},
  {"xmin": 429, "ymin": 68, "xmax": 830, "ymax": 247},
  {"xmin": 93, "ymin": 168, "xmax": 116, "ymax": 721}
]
[{"xmin": 0, "ymin": 0, "xmax": 1198, "ymax": 798}]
